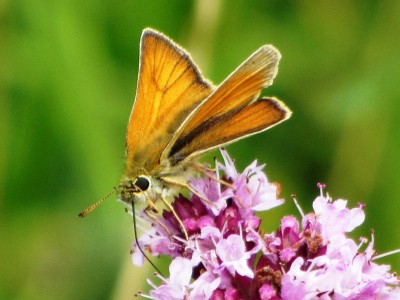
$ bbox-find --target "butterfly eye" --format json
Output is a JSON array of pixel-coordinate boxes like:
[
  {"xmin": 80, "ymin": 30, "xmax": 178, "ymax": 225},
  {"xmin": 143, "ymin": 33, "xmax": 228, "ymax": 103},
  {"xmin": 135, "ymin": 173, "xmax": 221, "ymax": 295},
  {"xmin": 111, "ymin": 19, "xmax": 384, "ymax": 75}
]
[{"xmin": 135, "ymin": 176, "xmax": 150, "ymax": 191}]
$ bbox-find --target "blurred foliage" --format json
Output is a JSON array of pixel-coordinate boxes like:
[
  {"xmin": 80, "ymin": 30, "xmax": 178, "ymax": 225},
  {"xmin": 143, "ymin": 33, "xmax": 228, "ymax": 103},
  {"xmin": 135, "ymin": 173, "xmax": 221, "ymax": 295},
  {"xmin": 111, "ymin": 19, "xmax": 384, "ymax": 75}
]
[{"xmin": 2, "ymin": 0, "xmax": 400, "ymax": 299}]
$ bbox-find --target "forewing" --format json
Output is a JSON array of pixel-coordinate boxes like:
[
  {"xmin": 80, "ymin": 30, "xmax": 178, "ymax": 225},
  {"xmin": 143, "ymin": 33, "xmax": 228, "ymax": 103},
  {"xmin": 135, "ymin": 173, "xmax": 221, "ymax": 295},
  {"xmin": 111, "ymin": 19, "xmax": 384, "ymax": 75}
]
[
  {"xmin": 168, "ymin": 97, "xmax": 291, "ymax": 164},
  {"xmin": 126, "ymin": 29, "xmax": 214, "ymax": 174}
]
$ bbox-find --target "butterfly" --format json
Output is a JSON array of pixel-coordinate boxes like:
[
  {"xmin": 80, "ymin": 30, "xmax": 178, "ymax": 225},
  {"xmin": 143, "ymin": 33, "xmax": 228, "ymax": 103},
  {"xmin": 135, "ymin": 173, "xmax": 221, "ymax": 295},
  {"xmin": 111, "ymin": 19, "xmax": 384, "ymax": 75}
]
[{"xmin": 79, "ymin": 28, "xmax": 291, "ymax": 237}]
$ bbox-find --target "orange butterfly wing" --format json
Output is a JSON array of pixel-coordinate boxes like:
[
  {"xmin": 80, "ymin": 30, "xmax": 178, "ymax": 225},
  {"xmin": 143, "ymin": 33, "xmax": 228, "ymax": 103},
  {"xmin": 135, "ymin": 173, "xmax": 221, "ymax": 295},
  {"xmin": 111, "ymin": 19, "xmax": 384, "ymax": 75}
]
[
  {"xmin": 181, "ymin": 45, "xmax": 281, "ymax": 124},
  {"xmin": 167, "ymin": 98, "xmax": 291, "ymax": 164},
  {"xmin": 126, "ymin": 29, "xmax": 214, "ymax": 175},
  {"xmin": 162, "ymin": 46, "xmax": 291, "ymax": 165}
]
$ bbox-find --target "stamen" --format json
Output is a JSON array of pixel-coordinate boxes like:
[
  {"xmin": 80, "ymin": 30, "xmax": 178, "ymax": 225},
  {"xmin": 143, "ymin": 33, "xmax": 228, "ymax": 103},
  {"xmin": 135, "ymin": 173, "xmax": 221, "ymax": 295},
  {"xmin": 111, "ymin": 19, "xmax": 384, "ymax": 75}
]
[
  {"xmin": 136, "ymin": 288, "xmax": 153, "ymax": 299},
  {"xmin": 247, "ymin": 227, "xmax": 268, "ymax": 252},
  {"xmin": 373, "ymin": 249, "xmax": 400, "ymax": 261},
  {"xmin": 291, "ymin": 194, "xmax": 305, "ymax": 219},
  {"xmin": 357, "ymin": 237, "xmax": 368, "ymax": 251},
  {"xmin": 317, "ymin": 182, "xmax": 326, "ymax": 197},
  {"xmin": 146, "ymin": 278, "xmax": 158, "ymax": 289}
]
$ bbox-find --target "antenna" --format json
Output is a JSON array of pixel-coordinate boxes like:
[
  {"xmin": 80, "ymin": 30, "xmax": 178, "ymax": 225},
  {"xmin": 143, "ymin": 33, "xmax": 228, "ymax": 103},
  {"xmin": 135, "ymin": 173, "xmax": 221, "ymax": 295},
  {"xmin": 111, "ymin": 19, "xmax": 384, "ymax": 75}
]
[{"xmin": 78, "ymin": 189, "xmax": 117, "ymax": 218}]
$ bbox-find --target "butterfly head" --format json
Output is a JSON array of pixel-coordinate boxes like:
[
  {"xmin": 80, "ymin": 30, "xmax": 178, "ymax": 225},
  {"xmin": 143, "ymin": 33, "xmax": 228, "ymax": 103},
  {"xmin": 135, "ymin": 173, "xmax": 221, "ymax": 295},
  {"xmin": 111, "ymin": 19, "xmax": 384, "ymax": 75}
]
[
  {"xmin": 118, "ymin": 175, "xmax": 152, "ymax": 203},
  {"xmin": 118, "ymin": 174, "xmax": 166, "ymax": 209}
]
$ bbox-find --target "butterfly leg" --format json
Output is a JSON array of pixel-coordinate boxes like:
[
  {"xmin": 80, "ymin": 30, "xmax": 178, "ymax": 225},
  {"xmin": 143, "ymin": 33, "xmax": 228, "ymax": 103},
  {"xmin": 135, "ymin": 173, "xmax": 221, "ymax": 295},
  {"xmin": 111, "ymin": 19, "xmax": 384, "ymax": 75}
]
[
  {"xmin": 162, "ymin": 176, "xmax": 217, "ymax": 209},
  {"xmin": 144, "ymin": 199, "xmax": 159, "ymax": 213},
  {"xmin": 159, "ymin": 189, "xmax": 189, "ymax": 240},
  {"xmin": 142, "ymin": 191, "xmax": 187, "ymax": 240},
  {"xmin": 143, "ymin": 208, "xmax": 173, "ymax": 238},
  {"xmin": 193, "ymin": 162, "xmax": 235, "ymax": 190}
]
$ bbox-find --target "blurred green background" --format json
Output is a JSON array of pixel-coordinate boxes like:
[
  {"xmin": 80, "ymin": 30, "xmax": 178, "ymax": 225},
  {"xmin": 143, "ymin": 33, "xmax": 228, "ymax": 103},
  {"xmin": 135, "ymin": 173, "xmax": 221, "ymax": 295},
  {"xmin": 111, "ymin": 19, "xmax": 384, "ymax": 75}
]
[{"xmin": 2, "ymin": 0, "xmax": 400, "ymax": 299}]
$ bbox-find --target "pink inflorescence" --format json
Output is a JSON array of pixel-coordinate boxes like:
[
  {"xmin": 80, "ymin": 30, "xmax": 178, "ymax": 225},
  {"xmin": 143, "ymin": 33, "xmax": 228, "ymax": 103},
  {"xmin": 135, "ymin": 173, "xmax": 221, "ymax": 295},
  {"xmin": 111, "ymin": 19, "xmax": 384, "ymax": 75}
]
[{"xmin": 132, "ymin": 150, "xmax": 400, "ymax": 299}]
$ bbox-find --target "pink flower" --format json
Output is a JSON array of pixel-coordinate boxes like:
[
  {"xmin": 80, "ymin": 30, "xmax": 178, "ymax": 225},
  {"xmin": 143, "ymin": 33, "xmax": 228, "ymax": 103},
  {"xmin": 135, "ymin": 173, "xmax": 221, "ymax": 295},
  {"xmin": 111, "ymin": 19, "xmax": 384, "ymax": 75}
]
[
  {"xmin": 281, "ymin": 194, "xmax": 399, "ymax": 299},
  {"xmin": 149, "ymin": 257, "xmax": 192, "ymax": 300},
  {"xmin": 129, "ymin": 150, "xmax": 399, "ymax": 299},
  {"xmin": 216, "ymin": 234, "xmax": 254, "ymax": 278},
  {"xmin": 219, "ymin": 150, "xmax": 284, "ymax": 218}
]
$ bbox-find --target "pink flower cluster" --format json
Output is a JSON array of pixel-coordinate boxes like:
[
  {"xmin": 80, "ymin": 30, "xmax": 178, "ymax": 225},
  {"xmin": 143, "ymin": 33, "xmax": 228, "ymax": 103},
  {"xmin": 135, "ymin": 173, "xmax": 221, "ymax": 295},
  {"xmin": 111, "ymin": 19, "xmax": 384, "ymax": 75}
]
[{"xmin": 132, "ymin": 150, "xmax": 399, "ymax": 299}]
